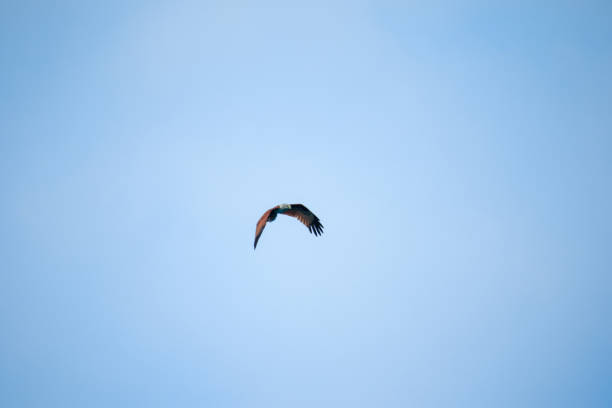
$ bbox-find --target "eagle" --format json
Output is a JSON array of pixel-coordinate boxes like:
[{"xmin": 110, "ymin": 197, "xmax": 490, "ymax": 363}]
[{"xmin": 254, "ymin": 204, "xmax": 324, "ymax": 249}]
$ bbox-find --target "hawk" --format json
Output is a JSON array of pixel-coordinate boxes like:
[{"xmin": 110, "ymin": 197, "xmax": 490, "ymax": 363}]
[{"xmin": 254, "ymin": 204, "xmax": 324, "ymax": 249}]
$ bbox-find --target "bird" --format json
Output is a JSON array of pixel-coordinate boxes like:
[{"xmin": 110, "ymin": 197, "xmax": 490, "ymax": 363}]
[{"xmin": 254, "ymin": 204, "xmax": 324, "ymax": 249}]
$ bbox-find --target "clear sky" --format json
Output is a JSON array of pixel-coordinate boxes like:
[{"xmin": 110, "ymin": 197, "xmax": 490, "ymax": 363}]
[{"xmin": 2, "ymin": 1, "xmax": 611, "ymax": 407}]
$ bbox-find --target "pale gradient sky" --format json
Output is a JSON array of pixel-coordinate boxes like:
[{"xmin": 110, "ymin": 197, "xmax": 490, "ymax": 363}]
[{"xmin": 2, "ymin": 1, "xmax": 611, "ymax": 407}]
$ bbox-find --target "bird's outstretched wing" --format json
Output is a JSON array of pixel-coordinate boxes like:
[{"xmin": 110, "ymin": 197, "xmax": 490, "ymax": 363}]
[
  {"xmin": 283, "ymin": 204, "xmax": 324, "ymax": 236},
  {"xmin": 254, "ymin": 208, "xmax": 273, "ymax": 249}
]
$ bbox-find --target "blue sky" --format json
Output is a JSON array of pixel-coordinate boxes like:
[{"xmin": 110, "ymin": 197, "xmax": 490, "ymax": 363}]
[{"xmin": 2, "ymin": 1, "xmax": 611, "ymax": 407}]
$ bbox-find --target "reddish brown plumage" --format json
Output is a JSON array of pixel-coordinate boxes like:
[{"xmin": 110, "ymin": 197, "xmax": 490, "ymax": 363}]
[
  {"xmin": 254, "ymin": 208, "xmax": 273, "ymax": 249},
  {"xmin": 254, "ymin": 204, "xmax": 324, "ymax": 249}
]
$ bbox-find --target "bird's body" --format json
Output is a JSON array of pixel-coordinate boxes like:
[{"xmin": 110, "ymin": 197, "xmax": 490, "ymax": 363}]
[{"xmin": 254, "ymin": 203, "xmax": 324, "ymax": 249}]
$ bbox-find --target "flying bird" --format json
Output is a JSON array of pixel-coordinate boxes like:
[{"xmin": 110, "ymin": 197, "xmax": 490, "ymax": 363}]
[{"xmin": 254, "ymin": 204, "xmax": 324, "ymax": 249}]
